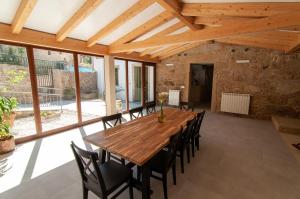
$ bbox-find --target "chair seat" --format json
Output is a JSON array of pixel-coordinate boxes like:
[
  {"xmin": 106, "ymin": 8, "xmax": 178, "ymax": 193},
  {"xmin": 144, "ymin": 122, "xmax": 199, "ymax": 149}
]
[
  {"xmin": 149, "ymin": 150, "xmax": 170, "ymax": 173},
  {"xmin": 88, "ymin": 160, "xmax": 132, "ymax": 194}
]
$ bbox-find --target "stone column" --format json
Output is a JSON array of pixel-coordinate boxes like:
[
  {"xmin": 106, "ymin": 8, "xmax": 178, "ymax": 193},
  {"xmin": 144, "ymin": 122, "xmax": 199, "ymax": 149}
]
[{"xmin": 104, "ymin": 55, "xmax": 116, "ymax": 115}]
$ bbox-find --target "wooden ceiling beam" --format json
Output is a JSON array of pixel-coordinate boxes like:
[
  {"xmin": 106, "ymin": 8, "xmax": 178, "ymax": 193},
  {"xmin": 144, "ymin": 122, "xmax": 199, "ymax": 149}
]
[
  {"xmin": 155, "ymin": 0, "xmax": 201, "ymax": 30},
  {"xmin": 140, "ymin": 22, "xmax": 184, "ymax": 56},
  {"xmin": 11, "ymin": 0, "xmax": 37, "ymax": 34},
  {"xmin": 87, "ymin": 0, "xmax": 155, "ymax": 47},
  {"xmin": 112, "ymin": 11, "xmax": 173, "ymax": 46},
  {"xmin": 0, "ymin": 23, "xmax": 159, "ymax": 63},
  {"xmin": 150, "ymin": 44, "xmax": 182, "ymax": 58},
  {"xmin": 181, "ymin": 3, "xmax": 300, "ymax": 17},
  {"xmin": 194, "ymin": 16, "xmax": 259, "ymax": 27},
  {"xmin": 56, "ymin": 0, "xmax": 103, "ymax": 42},
  {"xmin": 287, "ymin": 35, "xmax": 300, "ymax": 53},
  {"xmin": 159, "ymin": 42, "xmax": 203, "ymax": 59},
  {"xmin": 217, "ymin": 36, "xmax": 290, "ymax": 52},
  {"xmin": 109, "ymin": 12, "xmax": 300, "ymax": 53}
]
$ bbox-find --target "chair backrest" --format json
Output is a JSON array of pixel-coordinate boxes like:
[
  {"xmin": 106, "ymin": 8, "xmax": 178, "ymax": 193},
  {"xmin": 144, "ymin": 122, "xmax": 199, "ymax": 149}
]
[
  {"xmin": 179, "ymin": 101, "xmax": 194, "ymax": 112},
  {"xmin": 193, "ymin": 111, "xmax": 205, "ymax": 136},
  {"xmin": 70, "ymin": 142, "xmax": 106, "ymax": 195},
  {"xmin": 181, "ymin": 117, "xmax": 197, "ymax": 144},
  {"xmin": 102, "ymin": 113, "xmax": 122, "ymax": 130},
  {"xmin": 166, "ymin": 128, "xmax": 182, "ymax": 166},
  {"xmin": 129, "ymin": 106, "xmax": 143, "ymax": 120},
  {"xmin": 145, "ymin": 102, "xmax": 156, "ymax": 115}
]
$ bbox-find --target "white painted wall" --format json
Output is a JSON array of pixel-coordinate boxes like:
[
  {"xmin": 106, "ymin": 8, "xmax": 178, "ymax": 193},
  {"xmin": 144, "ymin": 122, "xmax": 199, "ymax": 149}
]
[{"xmin": 93, "ymin": 57, "xmax": 105, "ymax": 99}]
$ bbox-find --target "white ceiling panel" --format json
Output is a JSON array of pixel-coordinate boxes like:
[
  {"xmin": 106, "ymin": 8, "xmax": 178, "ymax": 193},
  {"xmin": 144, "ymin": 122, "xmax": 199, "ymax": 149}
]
[
  {"xmin": 0, "ymin": 0, "xmax": 22, "ymax": 24},
  {"xmin": 134, "ymin": 18, "xmax": 180, "ymax": 42},
  {"xmin": 24, "ymin": 0, "xmax": 84, "ymax": 34},
  {"xmin": 181, "ymin": 0, "xmax": 300, "ymax": 2},
  {"xmin": 99, "ymin": 2, "xmax": 165, "ymax": 45},
  {"xmin": 69, "ymin": 0, "xmax": 139, "ymax": 41}
]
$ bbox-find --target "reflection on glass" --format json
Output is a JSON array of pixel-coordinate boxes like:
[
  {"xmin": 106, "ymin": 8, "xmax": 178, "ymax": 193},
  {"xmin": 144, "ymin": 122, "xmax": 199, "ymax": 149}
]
[
  {"xmin": 145, "ymin": 65, "xmax": 155, "ymax": 102},
  {"xmin": 78, "ymin": 55, "xmax": 106, "ymax": 120},
  {"xmin": 128, "ymin": 61, "xmax": 142, "ymax": 109},
  {"xmin": 33, "ymin": 48, "xmax": 77, "ymax": 132},
  {"xmin": 114, "ymin": 60, "xmax": 127, "ymax": 112},
  {"xmin": 0, "ymin": 44, "xmax": 36, "ymax": 138}
]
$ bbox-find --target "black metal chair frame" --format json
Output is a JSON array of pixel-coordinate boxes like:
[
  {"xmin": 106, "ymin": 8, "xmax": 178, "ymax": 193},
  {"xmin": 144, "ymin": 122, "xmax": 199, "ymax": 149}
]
[
  {"xmin": 176, "ymin": 118, "xmax": 197, "ymax": 173},
  {"xmin": 145, "ymin": 102, "xmax": 156, "ymax": 115},
  {"xmin": 70, "ymin": 142, "xmax": 133, "ymax": 199},
  {"xmin": 191, "ymin": 111, "xmax": 205, "ymax": 156},
  {"xmin": 179, "ymin": 101, "xmax": 195, "ymax": 112},
  {"xmin": 148, "ymin": 129, "xmax": 182, "ymax": 199},
  {"xmin": 129, "ymin": 107, "xmax": 144, "ymax": 120},
  {"xmin": 101, "ymin": 113, "xmax": 125, "ymax": 165}
]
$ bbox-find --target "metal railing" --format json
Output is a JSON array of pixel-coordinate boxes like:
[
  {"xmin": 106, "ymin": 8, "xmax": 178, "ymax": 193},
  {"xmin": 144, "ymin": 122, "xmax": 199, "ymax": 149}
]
[{"xmin": 0, "ymin": 84, "xmax": 63, "ymax": 112}]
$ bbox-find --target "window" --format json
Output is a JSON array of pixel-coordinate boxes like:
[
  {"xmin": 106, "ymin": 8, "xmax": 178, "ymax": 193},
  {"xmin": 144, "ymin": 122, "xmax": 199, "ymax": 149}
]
[
  {"xmin": 115, "ymin": 67, "xmax": 119, "ymax": 86},
  {"xmin": 78, "ymin": 54, "xmax": 106, "ymax": 121},
  {"xmin": 114, "ymin": 60, "xmax": 127, "ymax": 112},
  {"xmin": 128, "ymin": 61, "xmax": 142, "ymax": 109},
  {"xmin": 0, "ymin": 43, "xmax": 36, "ymax": 138},
  {"xmin": 145, "ymin": 65, "xmax": 155, "ymax": 102},
  {"xmin": 33, "ymin": 48, "xmax": 77, "ymax": 132}
]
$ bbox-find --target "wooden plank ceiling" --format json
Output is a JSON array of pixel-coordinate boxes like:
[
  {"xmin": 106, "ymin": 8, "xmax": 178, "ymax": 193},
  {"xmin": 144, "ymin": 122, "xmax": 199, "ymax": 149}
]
[{"xmin": 0, "ymin": 0, "xmax": 300, "ymax": 61}]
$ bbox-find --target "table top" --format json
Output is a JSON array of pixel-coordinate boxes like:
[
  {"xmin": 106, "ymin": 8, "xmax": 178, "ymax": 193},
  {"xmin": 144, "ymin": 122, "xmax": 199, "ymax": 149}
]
[{"xmin": 84, "ymin": 108, "xmax": 196, "ymax": 166}]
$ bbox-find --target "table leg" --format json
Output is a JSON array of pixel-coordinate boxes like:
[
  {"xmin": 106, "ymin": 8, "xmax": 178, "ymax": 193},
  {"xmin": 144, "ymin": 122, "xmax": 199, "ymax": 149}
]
[
  {"xmin": 100, "ymin": 149, "xmax": 106, "ymax": 164},
  {"xmin": 141, "ymin": 163, "xmax": 151, "ymax": 199}
]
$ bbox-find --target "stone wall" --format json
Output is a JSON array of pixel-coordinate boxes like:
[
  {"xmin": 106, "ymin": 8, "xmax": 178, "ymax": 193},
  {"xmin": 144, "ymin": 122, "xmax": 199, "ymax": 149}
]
[{"xmin": 157, "ymin": 42, "xmax": 300, "ymax": 119}]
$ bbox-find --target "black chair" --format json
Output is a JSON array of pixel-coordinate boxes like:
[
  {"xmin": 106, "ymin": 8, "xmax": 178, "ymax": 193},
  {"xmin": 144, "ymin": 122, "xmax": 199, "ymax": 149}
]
[
  {"xmin": 102, "ymin": 113, "xmax": 122, "ymax": 130},
  {"xmin": 70, "ymin": 142, "xmax": 133, "ymax": 199},
  {"xmin": 179, "ymin": 101, "xmax": 194, "ymax": 112},
  {"xmin": 176, "ymin": 118, "xmax": 197, "ymax": 173},
  {"xmin": 148, "ymin": 129, "xmax": 182, "ymax": 199},
  {"xmin": 145, "ymin": 102, "xmax": 156, "ymax": 115},
  {"xmin": 102, "ymin": 113, "xmax": 125, "ymax": 165},
  {"xmin": 129, "ymin": 107, "xmax": 143, "ymax": 120},
  {"xmin": 192, "ymin": 111, "xmax": 205, "ymax": 154}
]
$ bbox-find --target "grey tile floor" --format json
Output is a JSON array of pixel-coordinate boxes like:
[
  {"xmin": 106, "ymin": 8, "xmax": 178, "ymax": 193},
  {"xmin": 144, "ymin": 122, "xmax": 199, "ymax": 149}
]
[{"xmin": 1, "ymin": 111, "xmax": 300, "ymax": 199}]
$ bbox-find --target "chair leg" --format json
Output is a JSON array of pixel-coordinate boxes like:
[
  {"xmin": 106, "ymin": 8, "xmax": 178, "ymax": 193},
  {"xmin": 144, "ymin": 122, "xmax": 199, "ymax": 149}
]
[
  {"xmin": 121, "ymin": 158, "xmax": 125, "ymax": 165},
  {"xmin": 172, "ymin": 163, "xmax": 176, "ymax": 185},
  {"xmin": 186, "ymin": 145, "xmax": 190, "ymax": 163},
  {"xmin": 180, "ymin": 150, "xmax": 184, "ymax": 174},
  {"xmin": 82, "ymin": 185, "xmax": 88, "ymax": 199},
  {"xmin": 191, "ymin": 138, "xmax": 195, "ymax": 157},
  {"xmin": 129, "ymin": 179, "xmax": 133, "ymax": 199},
  {"xmin": 162, "ymin": 173, "xmax": 168, "ymax": 199},
  {"xmin": 107, "ymin": 152, "xmax": 111, "ymax": 161},
  {"xmin": 196, "ymin": 137, "xmax": 200, "ymax": 151},
  {"xmin": 137, "ymin": 166, "xmax": 141, "ymax": 181}
]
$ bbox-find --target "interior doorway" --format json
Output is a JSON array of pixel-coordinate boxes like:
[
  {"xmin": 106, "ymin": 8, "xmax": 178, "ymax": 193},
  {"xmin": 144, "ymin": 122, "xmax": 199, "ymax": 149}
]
[{"xmin": 189, "ymin": 63, "xmax": 214, "ymax": 110}]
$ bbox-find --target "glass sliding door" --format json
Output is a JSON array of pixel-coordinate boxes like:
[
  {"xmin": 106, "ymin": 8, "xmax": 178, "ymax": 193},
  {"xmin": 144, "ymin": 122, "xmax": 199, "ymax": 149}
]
[
  {"xmin": 33, "ymin": 48, "xmax": 77, "ymax": 132},
  {"xmin": 145, "ymin": 64, "xmax": 155, "ymax": 103},
  {"xmin": 128, "ymin": 61, "xmax": 142, "ymax": 109},
  {"xmin": 114, "ymin": 59, "xmax": 127, "ymax": 112},
  {"xmin": 78, "ymin": 54, "xmax": 106, "ymax": 121},
  {"xmin": 0, "ymin": 43, "xmax": 36, "ymax": 138}
]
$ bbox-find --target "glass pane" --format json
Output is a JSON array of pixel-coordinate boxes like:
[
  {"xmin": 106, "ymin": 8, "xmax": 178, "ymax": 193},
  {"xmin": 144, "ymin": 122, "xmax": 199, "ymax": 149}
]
[
  {"xmin": 0, "ymin": 43, "xmax": 36, "ymax": 138},
  {"xmin": 114, "ymin": 60, "xmax": 127, "ymax": 112},
  {"xmin": 145, "ymin": 65, "xmax": 155, "ymax": 102},
  {"xmin": 128, "ymin": 61, "xmax": 142, "ymax": 109},
  {"xmin": 78, "ymin": 54, "xmax": 106, "ymax": 120},
  {"xmin": 33, "ymin": 48, "xmax": 77, "ymax": 132}
]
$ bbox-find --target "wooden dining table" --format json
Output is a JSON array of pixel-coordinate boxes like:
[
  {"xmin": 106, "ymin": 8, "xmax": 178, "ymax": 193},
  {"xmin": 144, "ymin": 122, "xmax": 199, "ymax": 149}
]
[{"xmin": 84, "ymin": 108, "xmax": 196, "ymax": 199}]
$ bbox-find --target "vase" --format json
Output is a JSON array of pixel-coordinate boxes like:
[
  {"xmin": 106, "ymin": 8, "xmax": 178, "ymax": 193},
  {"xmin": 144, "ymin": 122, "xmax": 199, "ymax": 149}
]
[{"xmin": 158, "ymin": 103, "xmax": 165, "ymax": 123}]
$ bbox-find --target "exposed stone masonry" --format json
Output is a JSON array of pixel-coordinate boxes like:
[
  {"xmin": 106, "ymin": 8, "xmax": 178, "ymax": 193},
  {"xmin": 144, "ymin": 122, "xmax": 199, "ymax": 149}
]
[{"xmin": 157, "ymin": 43, "xmax": 300, "ymax": 119}]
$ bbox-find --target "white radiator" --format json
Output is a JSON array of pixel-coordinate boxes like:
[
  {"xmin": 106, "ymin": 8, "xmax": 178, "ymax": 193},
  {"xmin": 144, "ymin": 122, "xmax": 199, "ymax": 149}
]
[
  {"xmin": 168, "ymin": 90, "xmax": 180, "ymax": 106},
  {"xmin": 221, "ymin": 93, "xmax": 250, "ymax": 115}
]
